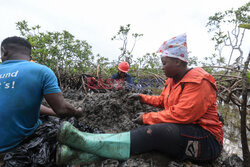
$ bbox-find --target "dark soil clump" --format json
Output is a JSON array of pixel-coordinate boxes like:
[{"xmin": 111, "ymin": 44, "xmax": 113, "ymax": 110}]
[{"xmin": 79, "ymin": 89, "xmax": 160, "ymax": 133}]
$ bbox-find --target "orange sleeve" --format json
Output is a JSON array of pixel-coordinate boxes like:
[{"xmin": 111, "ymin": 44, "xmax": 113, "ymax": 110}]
[
  {"xmin": 139, "ymin": 87, "xmax": 166, "ymax": 108},
  {"xmin": 143, "ymin": 80, "xmax": 216, "ymax": 125}
]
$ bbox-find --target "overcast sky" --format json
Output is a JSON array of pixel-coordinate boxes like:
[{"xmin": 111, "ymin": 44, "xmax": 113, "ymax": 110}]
[{"xmin": 0, "ymin": 0, "xmax": 249, "ymax": 64}]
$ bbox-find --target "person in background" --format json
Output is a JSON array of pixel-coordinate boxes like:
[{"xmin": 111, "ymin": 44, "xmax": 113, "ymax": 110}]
[
  {"xmin": 111, "ymin": 61, "xmax": 135, "ymax": 88},
  {"xmin": 0, "ymin": 36, "xmax": 83, "ymax": 156},
  {"xmin": 55, "ymin": 33, "xmax": 223, "ymax": 165}
]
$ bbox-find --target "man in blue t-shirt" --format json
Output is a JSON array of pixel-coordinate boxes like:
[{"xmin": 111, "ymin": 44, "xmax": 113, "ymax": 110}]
[{"xmin": 0, "ymin": 36, "xmax": 83, "ymax": 153}]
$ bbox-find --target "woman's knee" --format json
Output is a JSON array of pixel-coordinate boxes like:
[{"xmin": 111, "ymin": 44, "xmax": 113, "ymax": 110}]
[{"xmin": 151, "ymin": 123, "xmax": 182, "ymax": 140}]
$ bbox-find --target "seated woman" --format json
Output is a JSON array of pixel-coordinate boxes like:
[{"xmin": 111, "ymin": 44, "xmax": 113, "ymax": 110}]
[{"xmin": 56, "ymin": 33, "xmax": 223, "ymax": 165}]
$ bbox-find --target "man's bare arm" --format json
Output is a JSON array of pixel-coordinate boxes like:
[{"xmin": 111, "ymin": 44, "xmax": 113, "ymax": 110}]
[
  {"xmin": 40, "ymin": 105, "xmax": 57, "ymax": 116},
  {"xmin": 44, "ymin": 92, "xmax": 83, "ymax": 118}
]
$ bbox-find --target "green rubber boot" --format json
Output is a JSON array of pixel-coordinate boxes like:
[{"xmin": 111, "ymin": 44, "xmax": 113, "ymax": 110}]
[
  {"xmin": 56, "ymin": 144, "xmax": 101, "ymax": 165},
  {"xmin": 57, "ymin": 121, "xmax": 130, "ymax": 160}
]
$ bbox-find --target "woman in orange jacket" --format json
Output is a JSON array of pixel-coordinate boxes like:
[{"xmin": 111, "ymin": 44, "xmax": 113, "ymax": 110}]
[
  {"xmin": 56, "ymin": 34, "xmax": 223, "ymax": 164},
  {"xmin": 130, "ymin": 33, "xmax": 223, "ymax": 161}
]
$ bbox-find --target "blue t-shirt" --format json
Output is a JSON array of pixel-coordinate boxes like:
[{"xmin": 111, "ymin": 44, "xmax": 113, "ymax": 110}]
[
  {"xmin": 0, "ymin": 60, "xmax": 61, "ymax": 152},
  {"xmin": 111, "ymin": 72, "xmax": 134, "ymax": 84}
]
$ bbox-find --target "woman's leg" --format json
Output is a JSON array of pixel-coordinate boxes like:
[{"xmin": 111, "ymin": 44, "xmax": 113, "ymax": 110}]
[{"xmin": 130, "ymin": 123, "xmax": 222, "ymax": 161}]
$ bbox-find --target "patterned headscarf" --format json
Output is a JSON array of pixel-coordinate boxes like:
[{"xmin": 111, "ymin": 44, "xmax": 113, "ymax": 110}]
[{"xmin": 157, "ymin": 33, "xmax": 188, "ymax": 62}]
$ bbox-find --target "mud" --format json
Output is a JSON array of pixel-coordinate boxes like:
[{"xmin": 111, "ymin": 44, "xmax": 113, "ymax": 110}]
[
  {"xmin": 77, "ymin": 89, "xmax": 160, "ymax": 133},
  {"xmin": 2, "ymin": 89, "xmax": 244, "ymax": 167},
  {"xmin": 62, "ymin": 89, "xmax": 244, "ymax": 167}
]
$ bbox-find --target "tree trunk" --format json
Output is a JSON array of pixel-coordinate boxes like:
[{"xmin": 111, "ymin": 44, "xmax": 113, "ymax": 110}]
[{"xmin": 241, "ymin": 52, "xmax": 250, "ymax": 167}]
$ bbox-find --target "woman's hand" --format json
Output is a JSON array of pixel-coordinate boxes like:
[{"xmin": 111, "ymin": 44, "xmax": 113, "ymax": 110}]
[{"xmin": 133, "ymin": 112, "xmax": 144, "ymax": 124}]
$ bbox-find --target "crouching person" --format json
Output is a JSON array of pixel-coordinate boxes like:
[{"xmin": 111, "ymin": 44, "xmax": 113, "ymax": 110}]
[
  {"xmin": 0, "ymin": 37, "xmax": 83, "ymax": 161},
  {"xmin": 56, "ymin": 34, "xmax": 223, "ymax": 165}
]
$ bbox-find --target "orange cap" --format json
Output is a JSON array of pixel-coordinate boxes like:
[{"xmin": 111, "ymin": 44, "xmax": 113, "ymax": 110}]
[{"xmin": 118, "ymin": 62, "xmax": 129, "ymax": 73}]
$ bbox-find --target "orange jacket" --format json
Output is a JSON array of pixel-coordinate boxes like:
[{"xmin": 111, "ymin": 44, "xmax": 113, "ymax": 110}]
[{"xmin": 140, "ymin": 67, "xmax": 223, "ymax": 144}]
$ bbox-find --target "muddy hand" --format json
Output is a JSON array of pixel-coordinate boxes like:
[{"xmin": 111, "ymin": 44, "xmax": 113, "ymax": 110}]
[
  {"xmin": 132, "ymin": 112, "xmax": 144, "ymax": 124},
  {"xmin": 75, "ymin": 109, "xmax": 84, "ymax": 118},
  {"xmin": 127, "ymin": 93, "xmax": 141, "ymax": 101}
]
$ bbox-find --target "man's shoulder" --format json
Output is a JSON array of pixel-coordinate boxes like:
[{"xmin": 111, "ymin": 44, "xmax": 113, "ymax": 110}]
[
  {"xmin": 0, "ymin": 60, "xmax": 50, "ymax": 72},
  {"xmin": 17, "ymin": 62, "xmax": 56, "ymax": 80},
  {"xmin": 126, "ymin": 73, "xmax": 132, "ymax": 77},
  {"xmin": 26, "ymin": 62, "xmax": 53, "ymax": 73},
  {"xmin": 111, "ymin": 72, "xmax": 119, "ymax": 79}
]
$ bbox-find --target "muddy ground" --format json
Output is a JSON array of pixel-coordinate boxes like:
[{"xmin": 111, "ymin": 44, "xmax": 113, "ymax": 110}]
[
  {"xmin": 62, "ymin": 89, "xmax": 243, "ymax": 167},
  {"xmin": 2, "ymin": 89, "xmax": 244, "ymax": 167}
]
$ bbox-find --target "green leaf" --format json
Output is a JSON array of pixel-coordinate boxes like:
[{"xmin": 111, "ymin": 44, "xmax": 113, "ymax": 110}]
[
  {"xmin": 247, "ymin": 71, "xmax": 250, "ymax": 83},
  {"xmin": 239, "ymin": 24, "xmax": 250, "ymax": 29}
]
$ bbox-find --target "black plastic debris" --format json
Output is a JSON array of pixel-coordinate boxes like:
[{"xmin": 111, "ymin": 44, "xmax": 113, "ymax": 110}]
[{"xmin": 2, "ymin": 115, "xmax": 101, "ymax": 167}]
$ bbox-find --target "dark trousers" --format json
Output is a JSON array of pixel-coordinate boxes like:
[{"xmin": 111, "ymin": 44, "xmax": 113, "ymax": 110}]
[
  {"xmin": 130, "ymin": 123, "xmax": 222, "ymax": 162},
  {"xmin": 0, "ymin": 153, "xmax": 4, "ymax": 167}
]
